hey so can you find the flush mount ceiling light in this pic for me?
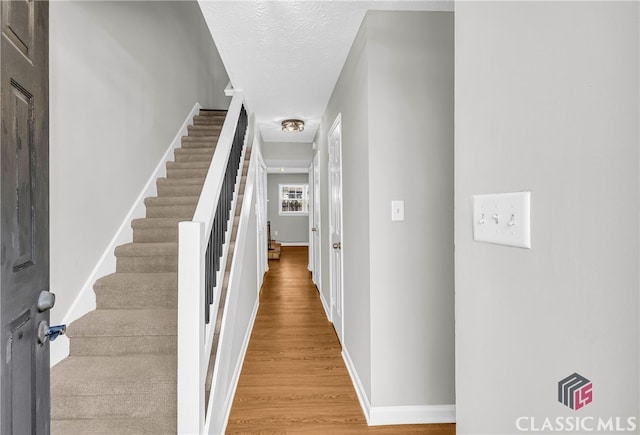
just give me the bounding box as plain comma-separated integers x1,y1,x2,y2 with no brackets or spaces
281,119,305,132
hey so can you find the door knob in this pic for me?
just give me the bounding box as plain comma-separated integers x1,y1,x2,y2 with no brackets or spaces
332,242,341,250
37,321,66,344
311,227,317,232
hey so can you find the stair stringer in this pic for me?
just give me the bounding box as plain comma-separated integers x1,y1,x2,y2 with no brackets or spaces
50,102,202,367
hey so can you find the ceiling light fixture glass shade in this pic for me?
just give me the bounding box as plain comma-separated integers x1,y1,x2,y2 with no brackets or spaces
281,119,305,132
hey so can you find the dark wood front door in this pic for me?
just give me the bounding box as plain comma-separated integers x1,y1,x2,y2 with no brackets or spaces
0,0,50,433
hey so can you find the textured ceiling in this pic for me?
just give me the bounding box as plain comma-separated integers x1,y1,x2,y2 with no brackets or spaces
198,0,453,143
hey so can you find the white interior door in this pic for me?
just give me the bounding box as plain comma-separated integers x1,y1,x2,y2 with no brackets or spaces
308,162,313,272
328,114,344,344
312,153,321,289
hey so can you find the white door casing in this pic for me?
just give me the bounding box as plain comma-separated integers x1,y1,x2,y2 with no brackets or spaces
308,161,313,272
256,156,268,285
312,152,321,290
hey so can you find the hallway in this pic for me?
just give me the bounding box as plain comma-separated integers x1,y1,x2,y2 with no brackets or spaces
226,246,456,434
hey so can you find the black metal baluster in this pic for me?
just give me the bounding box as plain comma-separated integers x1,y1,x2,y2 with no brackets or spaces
203,105,248,325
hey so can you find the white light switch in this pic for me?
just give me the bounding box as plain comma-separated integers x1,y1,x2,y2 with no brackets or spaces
473,192,531,248
391,200,404,221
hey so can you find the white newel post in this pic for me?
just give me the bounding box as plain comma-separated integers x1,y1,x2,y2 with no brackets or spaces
177,221,205,434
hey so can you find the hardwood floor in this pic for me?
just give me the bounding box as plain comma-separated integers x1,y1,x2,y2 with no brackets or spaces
226,246,456,434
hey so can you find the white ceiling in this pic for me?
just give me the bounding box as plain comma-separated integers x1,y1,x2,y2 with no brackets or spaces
198,0,453,143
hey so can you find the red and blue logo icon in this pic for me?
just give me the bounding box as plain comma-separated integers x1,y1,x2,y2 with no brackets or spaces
558,373,593,410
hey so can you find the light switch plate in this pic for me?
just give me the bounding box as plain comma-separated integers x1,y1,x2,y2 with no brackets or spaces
473,192,531,248
391,200,404,221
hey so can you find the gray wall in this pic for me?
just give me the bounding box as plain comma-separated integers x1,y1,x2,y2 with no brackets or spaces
316,10,454,409
317,16,373,399
262,141,313,164
50,1,230,327
267,173,310,244
367,11,454,407
455,2,639,434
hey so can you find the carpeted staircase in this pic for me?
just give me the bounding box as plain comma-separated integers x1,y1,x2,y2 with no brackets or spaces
50,110,229,435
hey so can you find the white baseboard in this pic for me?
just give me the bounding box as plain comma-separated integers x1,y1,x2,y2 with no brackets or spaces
369,404,456,426
319,289,331,322
342,348,371,422
342,349,455,426
215,297,259,435
50,102,202,368
278,242,309,247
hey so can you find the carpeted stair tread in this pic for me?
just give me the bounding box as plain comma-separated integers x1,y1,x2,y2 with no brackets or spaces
145,196,199,205
51,355,175,420
181,134,219,142
51,354,176,397
145,204,196,219
196,112,226,119
68,309,176,338
52,416,175,435
115,243,177,273
188,124,222,131
180,137,219,148
52,392,175,421
166,161,210,170
195,112,225,117
174,147,215,154
94,272,177,310
157,177,205,186
93,272,178,310
132,217,185,242
167,167,209,179
173,148,215,162
68,309,176,356
193,118,225,126
187,125,223,136
94,272,176,290
156,179,204,198
115,242,177,257
156,186,203,198
165,161,210,178
144,196,199,207
131,217,185,229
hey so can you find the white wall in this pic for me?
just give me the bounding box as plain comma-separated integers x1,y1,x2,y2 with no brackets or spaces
50,1,230,328
455,2,639,434
267,173,310,244
316,10,454,420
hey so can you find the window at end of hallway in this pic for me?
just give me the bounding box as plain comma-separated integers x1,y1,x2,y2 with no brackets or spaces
279,184,309,216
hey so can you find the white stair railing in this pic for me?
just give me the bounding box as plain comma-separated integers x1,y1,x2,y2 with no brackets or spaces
177,93,252,434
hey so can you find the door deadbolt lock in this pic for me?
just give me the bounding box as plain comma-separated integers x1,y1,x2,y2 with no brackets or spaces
37,321,66,344
332,242,341,250
37,290,56,312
